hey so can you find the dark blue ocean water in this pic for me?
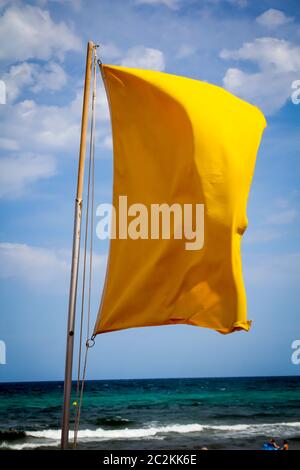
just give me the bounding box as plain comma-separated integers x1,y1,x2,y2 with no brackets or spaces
0,376,299,450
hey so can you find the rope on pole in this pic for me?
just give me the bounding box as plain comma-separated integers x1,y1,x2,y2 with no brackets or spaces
73,45,98,449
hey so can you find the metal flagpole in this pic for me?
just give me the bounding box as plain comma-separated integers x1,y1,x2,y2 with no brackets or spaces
61,41,94,450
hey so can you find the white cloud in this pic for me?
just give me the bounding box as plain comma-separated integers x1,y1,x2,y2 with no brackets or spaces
0,153,56,199
221,37,300,114
221,38,300,72
244,228,282,244
31,63,67,93
0,242,107,290
0,5,82,62
206,0,248,7
222,67,292,114
38,0,82,11
0,137,19,151
99,42,165,72
101,134,113,150
121,45,165,71
3,62,36,102
0,79,110,199
0,86,108,156
245,252,300,286
4,61,67,102
244,196,298,244
176,44,197,59
135,0,180,10
101,42,122,62
256,9,294,29
266,209,298,225
0,79,110,197
0,243,69,286
96,82,110,122
1,99,81,154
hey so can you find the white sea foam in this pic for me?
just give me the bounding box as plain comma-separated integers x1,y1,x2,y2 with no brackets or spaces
209,422,300,431
0,441,59,450
209,424,251,431
1,421,300,449
27,423,205,441
207,422,300,436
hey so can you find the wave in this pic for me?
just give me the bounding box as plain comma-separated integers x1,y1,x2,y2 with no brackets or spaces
0,441,59,450
208,422,300,432
9,422,300,441
27,423,205,441
1,421,300,449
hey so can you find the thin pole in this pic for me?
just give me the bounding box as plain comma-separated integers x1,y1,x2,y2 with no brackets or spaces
61,41,94,450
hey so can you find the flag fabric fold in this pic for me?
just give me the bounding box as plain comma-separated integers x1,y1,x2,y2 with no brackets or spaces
94,65,266,335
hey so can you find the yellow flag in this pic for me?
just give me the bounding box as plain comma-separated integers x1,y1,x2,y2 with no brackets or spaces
94,65,266,335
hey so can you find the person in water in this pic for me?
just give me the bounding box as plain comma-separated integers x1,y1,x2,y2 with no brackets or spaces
269,439,280,449
280,440,289,450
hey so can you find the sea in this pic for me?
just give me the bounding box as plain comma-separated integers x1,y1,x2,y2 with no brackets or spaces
0,376,299,450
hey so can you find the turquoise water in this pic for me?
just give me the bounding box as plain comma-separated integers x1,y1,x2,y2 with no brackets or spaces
0,376,300,450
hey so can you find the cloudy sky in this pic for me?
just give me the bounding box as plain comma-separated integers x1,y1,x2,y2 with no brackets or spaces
0,0,299,382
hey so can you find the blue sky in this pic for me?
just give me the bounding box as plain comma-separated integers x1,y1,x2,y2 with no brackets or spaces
0,0,299,382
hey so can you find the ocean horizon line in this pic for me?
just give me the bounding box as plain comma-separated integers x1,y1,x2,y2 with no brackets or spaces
1,373,299,385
